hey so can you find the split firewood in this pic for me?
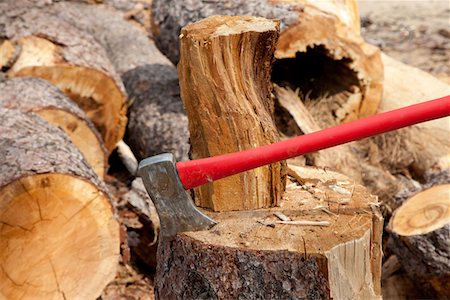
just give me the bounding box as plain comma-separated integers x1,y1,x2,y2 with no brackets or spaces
387,184,450,299
156,16,383,299
152,0,383,121
0,77,107,177
178,16,286,212
48,1,190,161
0,108,119,300
156,164,383,299
0,0,127,153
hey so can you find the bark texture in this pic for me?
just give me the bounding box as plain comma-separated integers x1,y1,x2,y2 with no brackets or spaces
387,184,450,299
178,16,286,211
155,165,383,299
0,108,119,300
152,0,383,120
48,1,190,161
0,77,107,177
0,0,127,152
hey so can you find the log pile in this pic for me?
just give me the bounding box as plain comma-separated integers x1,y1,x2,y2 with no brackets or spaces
0,0,448,299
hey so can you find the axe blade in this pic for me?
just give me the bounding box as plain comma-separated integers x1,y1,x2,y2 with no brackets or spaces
137,153,217,239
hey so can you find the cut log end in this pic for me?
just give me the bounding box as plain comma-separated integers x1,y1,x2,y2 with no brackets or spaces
156,165,383,299
0,173,119,300
390,184,450,236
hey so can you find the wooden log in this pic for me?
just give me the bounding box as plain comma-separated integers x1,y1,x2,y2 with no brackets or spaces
151,0,383,121
0,0,127,153
378,53,450,172
387,185,450,299
156,165,383,299
0,77,107,177
178,16,286,212
0,108,119,300
48,1,190,161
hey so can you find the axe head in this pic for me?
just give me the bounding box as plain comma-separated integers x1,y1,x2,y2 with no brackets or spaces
137,153,217,239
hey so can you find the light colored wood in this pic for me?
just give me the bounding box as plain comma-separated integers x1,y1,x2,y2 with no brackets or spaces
0,3,127,152
387,185,450,299
0,108,119,300
178,16,286,212
0,40,18,70
380,53,450,170
156,165,382,299
0,77,106,178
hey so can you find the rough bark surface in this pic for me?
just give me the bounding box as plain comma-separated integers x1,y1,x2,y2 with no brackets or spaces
0,108,119,300
178,16,286,211
0,0,127,152
155,165,383,299
0,77,107,177
48,1,190,160
152,0,383,120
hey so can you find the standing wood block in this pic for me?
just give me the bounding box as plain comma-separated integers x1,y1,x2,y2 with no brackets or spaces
152,0,383,120
387,185,450,299
0,108,119,300
156,165,383,299
178,16,286,212
49,1,190,161
0,1,127,152
0,77,107,177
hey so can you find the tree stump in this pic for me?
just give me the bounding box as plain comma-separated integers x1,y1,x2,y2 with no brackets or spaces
0,108,119,299
156,165,383,299
48,1,190,161
151,0,383,121
178,16,286,212
155,16,383,299
0,77,107,177
387,184,450,299
0,0,127,152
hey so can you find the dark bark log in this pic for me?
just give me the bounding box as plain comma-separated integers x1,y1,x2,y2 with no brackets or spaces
48,1,190,161
0,0,127,152
0,108,119,300
387,184,450,299
0,77,106,177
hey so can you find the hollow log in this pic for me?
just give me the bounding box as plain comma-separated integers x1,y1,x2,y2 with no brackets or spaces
387,185,450,299
0,108,119,300
47,1,190,161
178,16,286,212
0,77,106,177
0,0,127,153
156,165,383,299
152,0,383,121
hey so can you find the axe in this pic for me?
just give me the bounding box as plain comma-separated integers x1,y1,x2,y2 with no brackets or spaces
138,95,450,238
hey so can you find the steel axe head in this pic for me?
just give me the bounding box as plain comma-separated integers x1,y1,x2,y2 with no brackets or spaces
137,153,217,239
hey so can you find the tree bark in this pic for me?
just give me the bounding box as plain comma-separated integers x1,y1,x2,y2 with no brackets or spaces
0,0,127,153
151,0,383,121
387,184,450,299
0,108,119,300
48,1,190,161
156,165,383,299
178,16,286,212
0,77,107,177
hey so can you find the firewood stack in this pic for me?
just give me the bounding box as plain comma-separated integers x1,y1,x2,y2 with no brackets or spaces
0,0,448,299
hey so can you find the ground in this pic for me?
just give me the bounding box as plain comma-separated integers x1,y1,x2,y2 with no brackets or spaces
359,0,450,83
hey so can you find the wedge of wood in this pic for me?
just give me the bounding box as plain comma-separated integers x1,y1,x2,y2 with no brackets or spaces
0,108,119,300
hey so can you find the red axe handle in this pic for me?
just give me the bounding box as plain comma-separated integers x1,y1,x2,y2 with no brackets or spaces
177,95,450,190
